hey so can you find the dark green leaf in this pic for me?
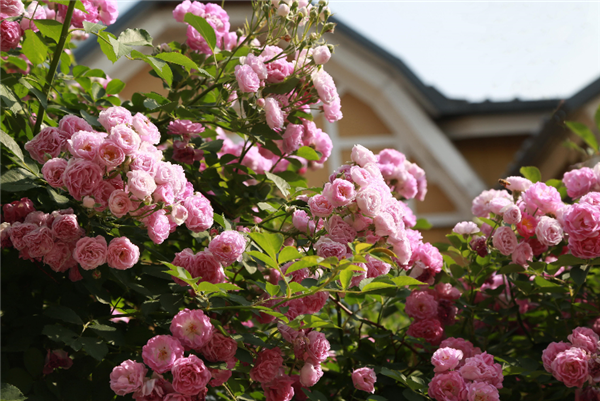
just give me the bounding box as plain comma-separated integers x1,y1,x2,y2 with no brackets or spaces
402,389,425,401
42,325,78,344
22,31,48,67
184,13,216,52
262,77,301,96
519,166,542,183
248,250,278,269
34,19,63,43
498,264,525,274
23,348,44,378
566,121,598,152
570,266,587,287
80,110,101,127
0,130,24,161
105,79,125,95
79,337,108,361
43,306,83,325
0,168,40,191
249,232,283,261
0,85,23,114
18,78,47,110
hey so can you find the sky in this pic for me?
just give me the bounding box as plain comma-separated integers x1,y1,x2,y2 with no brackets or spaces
116,1,600,102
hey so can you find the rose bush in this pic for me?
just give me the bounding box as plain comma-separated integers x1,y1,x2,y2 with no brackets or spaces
2,0,600,400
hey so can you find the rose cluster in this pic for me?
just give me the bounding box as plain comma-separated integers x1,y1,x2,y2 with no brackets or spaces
171,230,247,286
296,144,439,287
542,326,600,390
1,200,140,279
27,107,214,245
376,148,428,201
428,338,503,401
405,283,461,345
466,164,600,266
110,308,238,400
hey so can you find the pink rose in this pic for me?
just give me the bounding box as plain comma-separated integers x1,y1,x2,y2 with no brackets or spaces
142,335,184,374
502,204,522,225
62,158,103,200
109,124,141,155
351,367,376,393
308,195,333,218
466,382,499,401
432,347,464,373
351,145,377,167
568,327,599,354
58,115,93,139
73,235,107,270
8,222,37,250
303,331,330,365
521,182,563,216
323,179,356,208
127,170,157,200
569,236,600,259
262,375,295,401
440,338,482,365
563,167,596,199
313,45,331,65
312,69,338,105
293,210,314,234
132,113,160,144
51,214,84,243
2,197,35,224
107,237,140,270
184,193,214,233
314,237,347,259
535,216,563,247
97,140,126,170
282,124,304,154
428,371,467,401
511,242,533,267
551,347,589,388
459,352,504,389
407,318,444,345
235,64,260,93
0,20,21,51
98,106,132,131
200,332,237,362
130,153,158,177
208,230,246,266
42,349,73,375
23,227,54,258
299,363,323,387
325,215,357,244
110,359,147,396
209,368,232,387
0,0,25,19
42,158,68,188
108,190,132,218
264,97,284,130
504,176,532,192
171,354,211,395
250,347,284,383
405,290,439,320
453,221,480,235
492,226,517,256
145,210,170,245
170,309,214,350
44,241,74,272
355,187,382,217
471,189,512,218
302,291,328,315
24,127,65,164
67,131,104,160
562,203,600,241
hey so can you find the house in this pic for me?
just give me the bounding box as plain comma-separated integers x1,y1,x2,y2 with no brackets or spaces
74,1,600,243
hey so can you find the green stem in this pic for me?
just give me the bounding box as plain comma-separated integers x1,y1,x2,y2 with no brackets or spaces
33,0,76,136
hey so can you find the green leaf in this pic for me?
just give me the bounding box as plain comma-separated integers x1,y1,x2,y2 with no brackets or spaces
247,250,278,269
262,77,301,96
391,276,425,286
81,110,101,127
184,13,217,52
339,269,353,291
196,281,220,294
22,31,48,67
105,79,125,95
154,52,199,72
19,78,47,110
546,178,562,188
0,85,23,114
60,51,71,74
49,0,86,11
0,168,40,191
0,130,24,161
24,348,44,377
361,280,396,292
533,276,567,293
34,19,63,43
249,232,284,261
295,146,320,161
43,306,83,325
570,266,587,287
1,383,26,401
595,105,600,132
289,282,308,293
82,20,106,34
566,121,598,152
278,246,301,264
98,32,117,62
498,264,525,274
519,166,541,183
79,337,108,361
413,218,432,230
265,282,280,296
118,28,153,46
286,256,321,275
449,264,465,278
265,171,290,198
108,35,133,60
402,389,425,401
42,325,78,344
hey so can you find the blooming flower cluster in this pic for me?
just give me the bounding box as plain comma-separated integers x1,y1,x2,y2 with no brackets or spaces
428,338,503,401
405,283,461,345
376,148,428,201
542,326,600,389
27,108,214,245
352,367,377,393
110,308,237,399
171,229,247,286
1,200,141,280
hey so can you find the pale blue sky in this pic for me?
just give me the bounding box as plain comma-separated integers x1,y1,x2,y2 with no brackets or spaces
114,1,600,102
